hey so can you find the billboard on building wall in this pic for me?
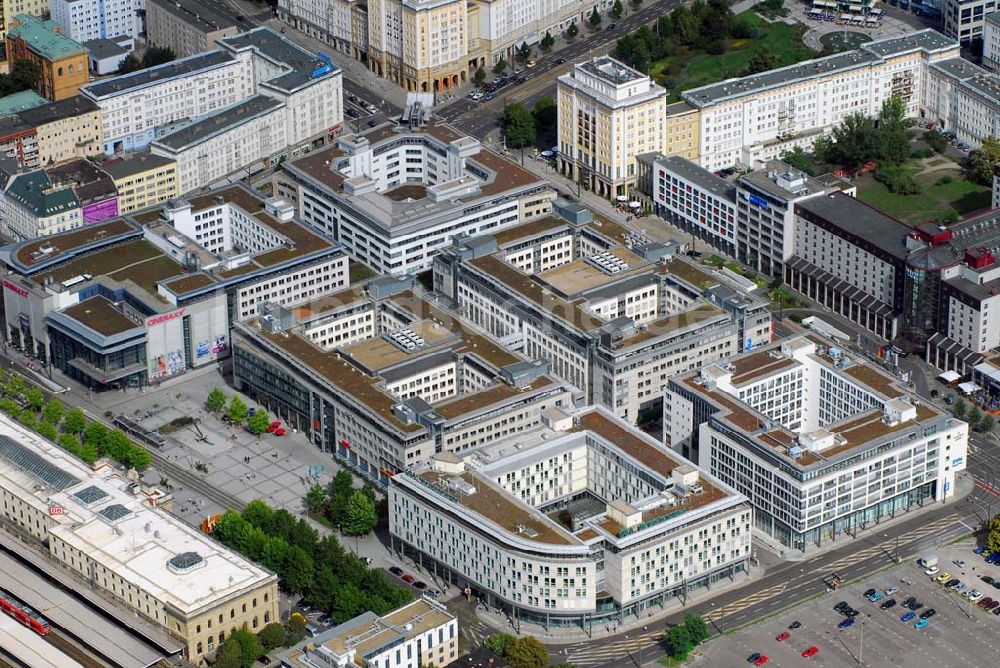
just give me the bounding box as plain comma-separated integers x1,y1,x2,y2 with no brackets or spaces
82,198,119,225
146,308,186,381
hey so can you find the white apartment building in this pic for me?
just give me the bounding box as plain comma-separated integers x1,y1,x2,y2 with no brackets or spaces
666,336,968,551
985,11,1000,70
683,30,959,171
278,599,458,668
273,119,554,275
433,205,773,424
557,57,667,199
0,415,279,663
50,0,139,42
81,50,254,154
151,95,288,194
231,280,575,483
944,0,996,44
389,406,752,628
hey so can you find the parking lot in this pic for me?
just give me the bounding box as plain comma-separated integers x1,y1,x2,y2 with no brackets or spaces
692,539,1000,667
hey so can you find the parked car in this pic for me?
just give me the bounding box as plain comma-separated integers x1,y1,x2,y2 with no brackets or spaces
934,572,951,583
273,427,286,436
915,618,929,629
389,566,404,577
925,566,940,576
901,611,916,622
788,621,802,629
843,608,860,617
954,559,966,568
425,589,442,598
413,581,428,590
775,632,790,641
834,601,850,611
402,574,415,583
266,421,282,433
802,647,819,658
864,588,877,597
867,592,884,602
975,546,987,555
944,579,960,588
885,587,900,596
919,608,936,619
881,599,897,610
754,656,768,667
747,653,762,664
968,590,984,602
982,575,995,584
993,605,1000,615
838,618,855,629
555,57,566,64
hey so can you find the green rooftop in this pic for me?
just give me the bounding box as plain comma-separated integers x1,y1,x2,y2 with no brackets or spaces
0,90,47,117
8,15,86,61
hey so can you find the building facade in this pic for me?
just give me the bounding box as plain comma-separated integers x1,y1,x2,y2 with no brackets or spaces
557,57,667,200
985,11,1000,70
100,154,178,213
390,406,752,628
146,0,242,57
274,119,554,275
943,0,995,44
665,335,968,551
0,415,279,664
50,0,140,43
6,14,90,102
151,95,288,195
17,94,103,166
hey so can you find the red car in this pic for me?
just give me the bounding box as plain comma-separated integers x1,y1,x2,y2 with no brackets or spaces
401,574,415,583
266,421,282,433
775,631,791,641
802,646,819,658
754,656,768,666
274,427,286,436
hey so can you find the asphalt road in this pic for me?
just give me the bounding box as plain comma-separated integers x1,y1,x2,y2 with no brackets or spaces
435,0,684,139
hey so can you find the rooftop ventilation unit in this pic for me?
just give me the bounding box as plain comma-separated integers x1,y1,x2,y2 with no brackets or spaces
386,327,427,352
586,250,629,275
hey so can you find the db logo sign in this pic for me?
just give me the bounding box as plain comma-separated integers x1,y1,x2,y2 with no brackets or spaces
48,504,65,516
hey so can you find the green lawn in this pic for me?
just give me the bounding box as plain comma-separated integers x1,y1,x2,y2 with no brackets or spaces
856,166,992,226
652,13,815,102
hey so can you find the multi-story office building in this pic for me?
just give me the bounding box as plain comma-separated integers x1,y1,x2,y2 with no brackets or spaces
50,0,140,43
682,30,959,170
231,279,574,481
151,95,287,195
0,414,279,663
984,11,1000,70
278,599,458,668
665,335,968,551
0,158,118,239
785,192,908,342
557,57,667,199
0,116,38,168
390,406,752,627
273,119,554,275
432,203,772,423
16,95,102,166
146,0,243,57
100,154,178,214
82,27,343,157
6,14,90,102
663,101,701,162
81,51,254,154
0,184,347,389
943,0,996,43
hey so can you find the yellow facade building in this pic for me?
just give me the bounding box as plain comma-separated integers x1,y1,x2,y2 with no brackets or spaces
557,57,667,199
664,101,701,163
18,94,102,166
101,154,178,213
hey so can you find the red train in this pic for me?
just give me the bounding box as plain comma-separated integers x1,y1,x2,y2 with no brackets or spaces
0,592,50,635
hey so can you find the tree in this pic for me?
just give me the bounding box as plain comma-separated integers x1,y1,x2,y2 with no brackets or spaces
24,388,44,411
970,136,1000,185
566,21,579,41
493,57,508,76
206,388,226,412
64,408,86,435
953,398,967,419
515,42,532,66
215,639,243,668
610,0,623,18
58,433,80,453
744,46,778,75
4,374,24,397
126,444,152,471
665,623,693,660
532,95,557,136
876,95,909,165
258,622,286,650
980,415,995,433
17,411,36,430
485,633,516,656
588,7,602,29
505,636,549,668
42,399,63,425
502,103,536,148
141,46,176,69
286,615,307,646
327,470,354,524
37,421,57,442
816,112,878,169
228,395,249,424
683,613,710,645
230,627,263,668
473,66,486,88
969,406,983,428
540,31,555,53
279,545,315,593
306,483,327,512
989,514,1000,553
343,489,378,535
926,129,948,154
248,409,271,435
780,147,815,176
